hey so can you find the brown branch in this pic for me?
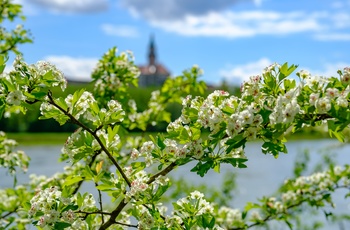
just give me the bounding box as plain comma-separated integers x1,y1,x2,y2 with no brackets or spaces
0,210,16,219
115,221,138,228
99,200,128,230
75,210,111,216
147,161,177,184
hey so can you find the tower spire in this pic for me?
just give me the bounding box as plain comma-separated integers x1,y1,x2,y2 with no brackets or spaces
148,34,156,65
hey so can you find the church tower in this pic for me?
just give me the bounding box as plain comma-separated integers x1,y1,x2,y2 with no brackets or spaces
138,35,170,87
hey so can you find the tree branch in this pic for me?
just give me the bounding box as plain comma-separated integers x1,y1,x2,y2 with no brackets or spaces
47,92,131,187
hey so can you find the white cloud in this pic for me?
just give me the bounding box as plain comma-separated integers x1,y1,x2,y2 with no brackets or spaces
220,58,272,84
101,24,139,38
314,33,350,41
120,0,248,20
150,11,324,38
44,56,98,81
331,0,350,9
27,0,108,13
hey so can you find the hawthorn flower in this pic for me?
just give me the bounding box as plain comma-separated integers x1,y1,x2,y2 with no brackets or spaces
176,145,188,158
192,140,204,159
297,70,311,79
336,96,348,107
217,207,243,226
243,127,258,140
326,88,339,99
6,90,26,105
315,97,331,114
165,215,183,228
131,148,140,160
263,63,280,74
309,93,319,106
35,60,67,90
140,141,155,154
164,139,179,156
250,211,262,222
282,191,297,203
341,67,350,84
128,178,148,197
62,210,76,223
238,109,253,125
190,190,204,199
82,194,96,209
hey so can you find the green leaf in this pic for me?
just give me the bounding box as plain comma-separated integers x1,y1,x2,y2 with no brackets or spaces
153,183,170,201
225,135,246,154
190,126,201,140
221,157,248,168
131,161,146,170
279,62,298,80
201,214,215,228
96,183,117,191
244,202,261,211
190,160,214,177
63,176,84,187
262,141,287,157
108,125,119,143
54,221,71,230
327,120,345,142
157,136,166,150
61,204,79,212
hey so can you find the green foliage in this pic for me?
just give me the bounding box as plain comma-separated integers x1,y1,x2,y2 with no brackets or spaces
0,0,32,55
1,2,350,229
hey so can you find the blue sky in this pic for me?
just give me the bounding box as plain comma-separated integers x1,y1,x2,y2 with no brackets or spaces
6,0,350,85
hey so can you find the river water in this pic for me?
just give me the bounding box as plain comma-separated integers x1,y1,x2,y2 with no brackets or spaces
1,140,350,229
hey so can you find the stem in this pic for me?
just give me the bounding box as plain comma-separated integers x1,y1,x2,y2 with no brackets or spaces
96,182,104,224
231,185,350,230
0,210,15,219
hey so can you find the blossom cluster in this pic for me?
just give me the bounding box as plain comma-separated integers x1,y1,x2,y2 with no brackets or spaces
29,186,97,229
40,89,125,128
29,186,74,228
0,131,29,174
166,64,350,161
299,69,350,114
126,170,149,199
92,47,140,98
169,191,216,228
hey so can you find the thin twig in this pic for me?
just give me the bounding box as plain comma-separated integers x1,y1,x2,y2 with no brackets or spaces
96,182,104,224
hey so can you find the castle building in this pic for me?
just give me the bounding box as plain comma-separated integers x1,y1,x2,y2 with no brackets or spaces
138,36,170,87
